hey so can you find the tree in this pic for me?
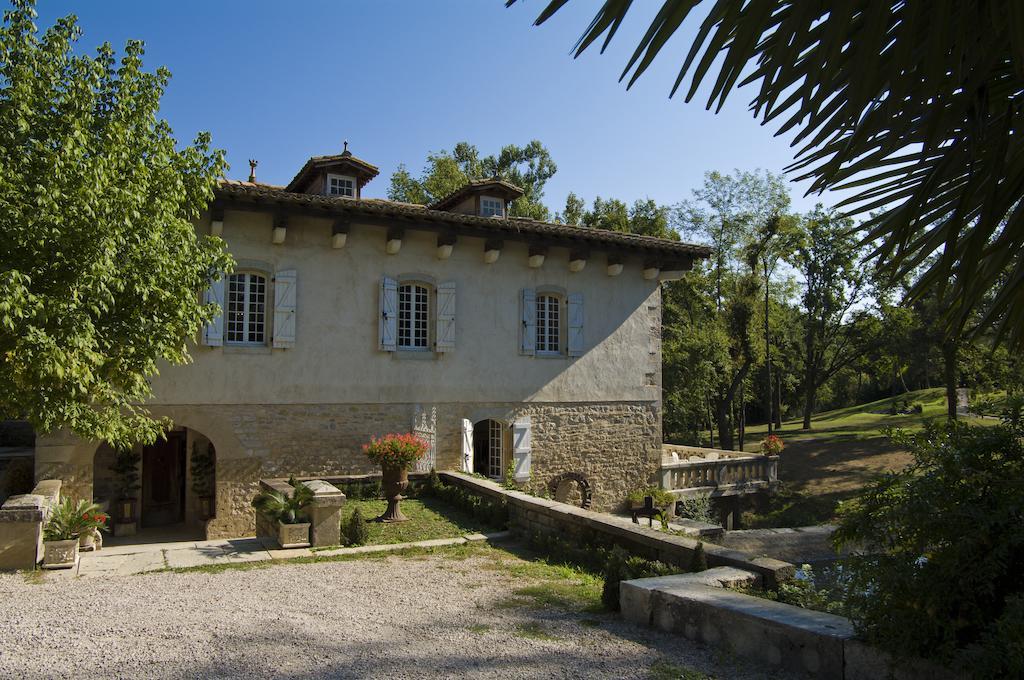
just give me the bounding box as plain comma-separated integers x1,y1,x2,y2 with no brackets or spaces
0,1,231,448
388,140,557,220
509,0,1024,350
790,208,870,429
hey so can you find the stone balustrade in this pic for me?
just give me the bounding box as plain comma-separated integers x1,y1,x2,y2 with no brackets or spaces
661,453,779,498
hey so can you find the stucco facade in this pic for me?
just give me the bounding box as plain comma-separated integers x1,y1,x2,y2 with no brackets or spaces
34,152,707,539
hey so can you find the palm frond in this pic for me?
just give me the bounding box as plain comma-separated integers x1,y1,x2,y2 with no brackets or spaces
508,0,1024,347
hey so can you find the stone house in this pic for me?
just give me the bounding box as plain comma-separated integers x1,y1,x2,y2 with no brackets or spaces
33,146,709,539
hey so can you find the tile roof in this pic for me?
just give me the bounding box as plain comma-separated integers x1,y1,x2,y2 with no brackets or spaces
283,151,380,192
214,180,711,262
428,177,525,211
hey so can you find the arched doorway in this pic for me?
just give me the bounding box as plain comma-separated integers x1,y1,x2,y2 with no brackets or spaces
473,419,506,480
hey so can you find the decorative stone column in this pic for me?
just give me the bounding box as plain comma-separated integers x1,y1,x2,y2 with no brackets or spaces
303,480,346,547
0,479,61,571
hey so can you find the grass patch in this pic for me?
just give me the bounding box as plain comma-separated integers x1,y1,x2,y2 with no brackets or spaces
513,621,557,641
467,623,491,634
480,548,605,612
326,496,492,547
579,617,602,627
649,659,712,680
21,569,46,585
742,487,841,528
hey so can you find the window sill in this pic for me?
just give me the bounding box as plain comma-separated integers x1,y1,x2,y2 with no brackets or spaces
535,352,568,359
222,344,272,355
393,349,436,360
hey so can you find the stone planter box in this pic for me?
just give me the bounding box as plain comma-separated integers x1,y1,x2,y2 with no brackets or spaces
277,521,311,549
42,539,79,569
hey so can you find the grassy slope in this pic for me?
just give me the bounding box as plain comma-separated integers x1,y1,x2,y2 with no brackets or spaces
335,496,492,546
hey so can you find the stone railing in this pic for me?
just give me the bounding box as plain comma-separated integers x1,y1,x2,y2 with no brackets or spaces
0,479,62,571
661,453,779,497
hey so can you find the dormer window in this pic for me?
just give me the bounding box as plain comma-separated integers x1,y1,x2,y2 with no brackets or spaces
327,174,356,198
480,196,505,217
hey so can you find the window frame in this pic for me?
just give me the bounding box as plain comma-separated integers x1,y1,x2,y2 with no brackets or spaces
225,271,269,346
326,173,357,198
480,195,505,217
397,281,432,351
535,292,563,356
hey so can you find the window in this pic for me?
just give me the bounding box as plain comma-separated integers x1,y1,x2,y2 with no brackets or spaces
397,283,430,350
327,174,356,198
536,294,561,354
226,273,267,344
488,420,504,479
480,196,504,217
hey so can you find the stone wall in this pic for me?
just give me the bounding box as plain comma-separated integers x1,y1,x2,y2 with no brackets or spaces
36,399,660,540
439,471,794,588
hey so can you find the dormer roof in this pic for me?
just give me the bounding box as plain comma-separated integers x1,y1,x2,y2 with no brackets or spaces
285,146,379,193
429,178,525,212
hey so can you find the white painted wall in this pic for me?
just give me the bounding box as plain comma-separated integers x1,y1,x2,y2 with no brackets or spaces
150,209,662,406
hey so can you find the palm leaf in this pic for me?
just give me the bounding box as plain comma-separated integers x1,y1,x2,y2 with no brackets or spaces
508,0,1024,348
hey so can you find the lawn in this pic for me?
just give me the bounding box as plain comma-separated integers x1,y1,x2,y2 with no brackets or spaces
735,388,999,528
331,495,494,547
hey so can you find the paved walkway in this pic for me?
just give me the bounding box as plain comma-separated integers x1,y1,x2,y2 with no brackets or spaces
715,525,842,563
57,532,507,578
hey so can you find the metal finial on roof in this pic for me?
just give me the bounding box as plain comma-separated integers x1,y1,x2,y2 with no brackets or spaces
248,159,258,183
342,140,350,156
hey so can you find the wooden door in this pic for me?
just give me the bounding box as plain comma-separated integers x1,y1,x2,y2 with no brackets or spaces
142,434,185,527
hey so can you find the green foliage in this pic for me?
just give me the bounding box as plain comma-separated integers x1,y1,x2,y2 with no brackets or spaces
516,0,1024,350
735,564,846,616
689,542,707,572
833,422,1024,672
387,140,556,220
341,506,369,546
0,1,232,447
675,494,714,525
251,478,315,525
424,479,509,530
601,545,676,611
43,497,105,541
626,485,675,508
109,448,141,501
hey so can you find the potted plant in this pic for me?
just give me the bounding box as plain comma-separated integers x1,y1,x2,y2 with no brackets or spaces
363,433,428,522
109,447,141,536
42,498,83,569
627,486,676,513
759,434,784,456
72,500,109,551
251,477,314,548
190,443,215,520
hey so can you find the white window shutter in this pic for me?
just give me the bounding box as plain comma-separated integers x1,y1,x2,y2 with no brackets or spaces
272,269,297,348
202,277,224,346
461,418,474,473
520,288,536,356
379,276,398,352
436,281,456,352
512,417,531,483
567,292,584,357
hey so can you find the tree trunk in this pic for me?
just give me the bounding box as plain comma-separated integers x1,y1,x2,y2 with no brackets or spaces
943,339,958,421
716,397,733,451
738,382,746,451
774,372,783,429
764,275,773,435
802,323,817,430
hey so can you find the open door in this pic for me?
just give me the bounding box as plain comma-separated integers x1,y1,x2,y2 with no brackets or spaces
141,432,186,527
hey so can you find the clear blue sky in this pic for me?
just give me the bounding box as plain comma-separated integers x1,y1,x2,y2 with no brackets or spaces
36,1,849,216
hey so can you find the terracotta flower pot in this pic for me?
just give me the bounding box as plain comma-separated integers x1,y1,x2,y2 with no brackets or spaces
377,465,409,522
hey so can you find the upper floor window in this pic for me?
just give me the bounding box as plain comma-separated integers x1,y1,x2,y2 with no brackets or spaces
398,282,430,350
480,196,504,217
226,272,267,344
327,174,356,198
536,293,561,354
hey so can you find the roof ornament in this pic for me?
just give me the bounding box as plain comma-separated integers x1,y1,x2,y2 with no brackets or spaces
342,140,351,157
248,159,258,183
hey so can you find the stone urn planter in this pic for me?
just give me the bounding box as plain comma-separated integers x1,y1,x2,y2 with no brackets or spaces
277,521,311,549
42,539,79,569
78,528,101,552
378,465,410,523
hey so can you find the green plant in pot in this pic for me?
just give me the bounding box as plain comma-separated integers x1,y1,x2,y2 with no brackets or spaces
190,443,215,520
109,447,141,534
363,433,428,522
251,477,315,548
627,486,675,510
42,498,97,568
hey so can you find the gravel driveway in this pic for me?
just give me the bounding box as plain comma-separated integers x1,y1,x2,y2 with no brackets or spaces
0,547,796,679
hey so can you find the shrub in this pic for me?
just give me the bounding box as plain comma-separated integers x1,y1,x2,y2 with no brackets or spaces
426,468,441,492
626,486,675,508
342,506,369,546
689,542,707,572
675,494,715,525
43,498,106,541
601,545,676,611
362,433,428,470
834,421,1024,674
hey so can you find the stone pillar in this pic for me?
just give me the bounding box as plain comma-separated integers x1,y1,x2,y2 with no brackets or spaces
0,479,61,571
304,480,346,548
